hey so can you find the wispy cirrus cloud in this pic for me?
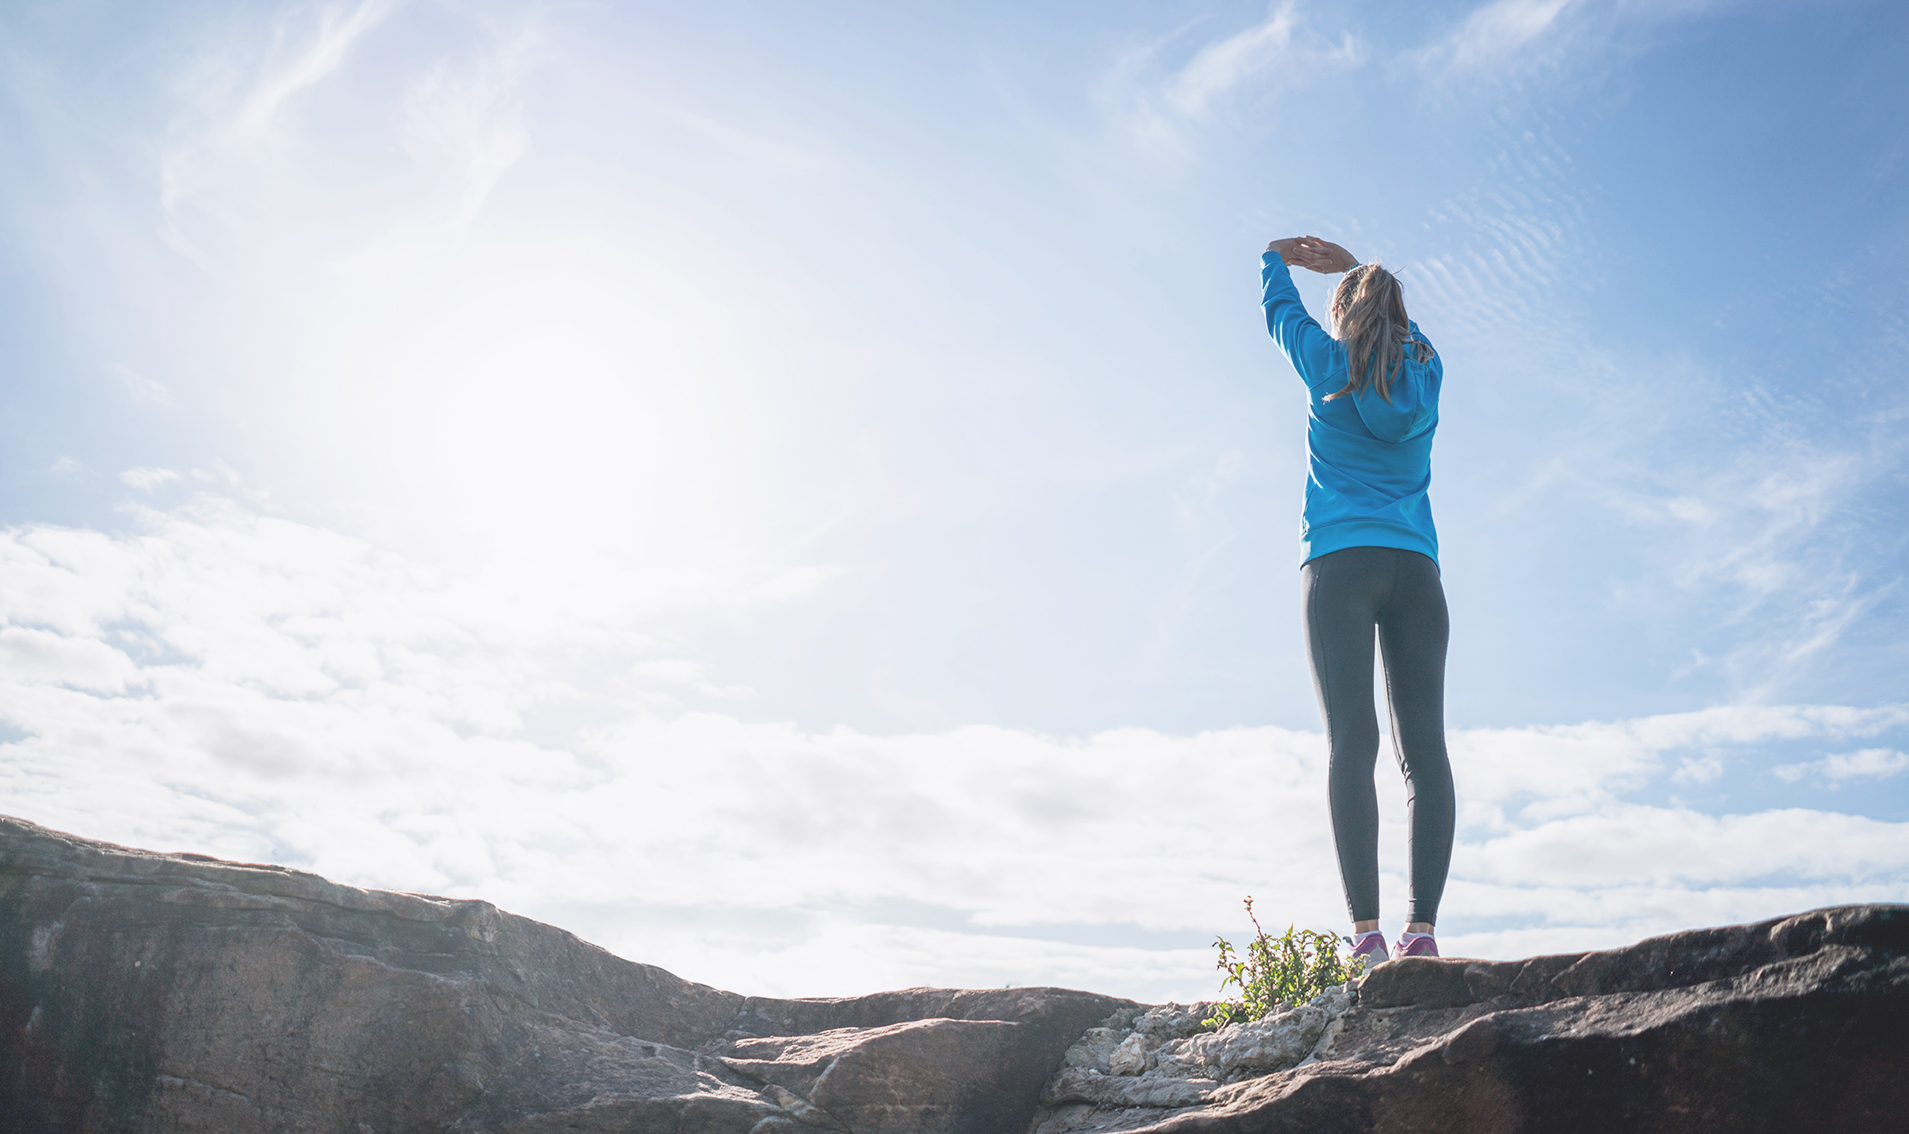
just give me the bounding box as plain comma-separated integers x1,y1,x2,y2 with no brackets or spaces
1161,3,1360,119
1396,115,1903,710
159,0,398,236
226,0,396,138
1098,3,1363,158
1408,0,1753,80
1397,118,1590,343
159,0,541,270
1509,371,1905,702
1416,0,1577,70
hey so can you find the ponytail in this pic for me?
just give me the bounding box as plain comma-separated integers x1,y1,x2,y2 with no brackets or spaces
1325,264,1432,403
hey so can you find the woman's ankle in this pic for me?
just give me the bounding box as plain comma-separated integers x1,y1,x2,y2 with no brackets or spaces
1403,922,1434,936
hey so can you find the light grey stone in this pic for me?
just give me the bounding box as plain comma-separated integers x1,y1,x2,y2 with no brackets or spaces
1130,1003,1210,1041
1040,1067,1218,1109
1209,994,1341,1079
1061,1026,1122,1072
1106,1031,1151,1075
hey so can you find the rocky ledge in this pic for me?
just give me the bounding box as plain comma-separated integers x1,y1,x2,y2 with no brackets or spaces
2,815,1905,1133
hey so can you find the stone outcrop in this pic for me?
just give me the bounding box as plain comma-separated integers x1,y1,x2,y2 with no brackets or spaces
0,816,1125,1133
1037,987,1358,1116
3,813,1907,1133
1030,906,1909,1133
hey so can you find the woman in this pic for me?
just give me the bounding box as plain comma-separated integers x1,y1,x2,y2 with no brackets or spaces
1262,235,1454,968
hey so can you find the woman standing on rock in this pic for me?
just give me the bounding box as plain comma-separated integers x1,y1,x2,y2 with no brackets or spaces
1261,236,1454,968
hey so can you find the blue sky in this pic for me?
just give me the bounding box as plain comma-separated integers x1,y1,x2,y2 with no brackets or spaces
1,0,1905,1001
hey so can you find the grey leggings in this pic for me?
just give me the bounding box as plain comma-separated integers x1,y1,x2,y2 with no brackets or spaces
1301,545,1454,926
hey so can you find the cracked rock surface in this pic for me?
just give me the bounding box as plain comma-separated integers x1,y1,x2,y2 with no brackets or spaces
5,814,1907,1133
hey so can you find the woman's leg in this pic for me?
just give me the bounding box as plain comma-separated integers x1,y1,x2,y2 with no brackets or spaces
1302,547,1389,926
1377,552,1454,928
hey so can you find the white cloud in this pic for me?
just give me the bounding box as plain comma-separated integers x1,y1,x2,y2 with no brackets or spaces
1671,751,1723,784
1430,0,1577,70
1166,4,1302,118
113,364,173,405
160,0,398,229
0,626,139,693
0,498,1903,1001
233,0,396,138
630,659,757,702
1774,748,1909,786
1819,748,1909,781
1100,4,1363,158
1409,0,1756,80
119,467,181,492
338,12,544,271
157,0,537,271
1464,805,1909,887
631,659,710,685
191,462,243,487
1533,393,1894,698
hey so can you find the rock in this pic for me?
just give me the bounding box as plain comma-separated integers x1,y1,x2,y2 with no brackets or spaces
720,1017,1047,1134
1027,905,1909,1133
1108,1030,1151,1075
1094,1002,1218,1077
1061,1025,1126,1072
1130,1003,1209,1042
1042,1066,1218,1109
6,813,1908,1133
1359,954,1473,1009
1206,984,1350,1079
1029,983,1355,1128
0,815,1128,1133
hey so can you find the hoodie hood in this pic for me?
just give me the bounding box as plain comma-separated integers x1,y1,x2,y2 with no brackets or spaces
1350,321,1441,443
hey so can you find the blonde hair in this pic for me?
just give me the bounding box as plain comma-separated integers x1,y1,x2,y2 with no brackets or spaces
1327,264,1433,403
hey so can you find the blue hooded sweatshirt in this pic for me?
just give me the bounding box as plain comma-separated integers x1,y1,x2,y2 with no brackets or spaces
1261,250,1442,566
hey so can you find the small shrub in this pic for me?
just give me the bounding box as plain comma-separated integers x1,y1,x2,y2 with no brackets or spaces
1203,896,1364,1028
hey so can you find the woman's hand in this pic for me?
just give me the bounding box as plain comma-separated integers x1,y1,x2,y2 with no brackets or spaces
1291,236,1359,274
1266,237,1302,264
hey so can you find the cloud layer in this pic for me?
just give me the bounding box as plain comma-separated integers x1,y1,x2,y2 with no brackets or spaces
2,496,1902,1001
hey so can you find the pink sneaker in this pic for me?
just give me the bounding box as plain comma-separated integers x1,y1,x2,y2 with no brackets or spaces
1395,932,1439,958
1348,931,1390,970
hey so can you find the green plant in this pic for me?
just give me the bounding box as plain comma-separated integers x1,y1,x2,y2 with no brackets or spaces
1203,896,1364,1028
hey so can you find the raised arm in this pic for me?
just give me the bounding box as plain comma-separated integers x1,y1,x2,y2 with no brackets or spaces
1262,240,1342,389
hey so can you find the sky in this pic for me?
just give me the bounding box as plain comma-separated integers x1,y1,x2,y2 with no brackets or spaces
0,0,1905,1003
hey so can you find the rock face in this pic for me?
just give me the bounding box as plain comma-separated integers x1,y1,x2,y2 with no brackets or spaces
0,816,1126,1133
3,814,1907,1134
1030,906,1909,1133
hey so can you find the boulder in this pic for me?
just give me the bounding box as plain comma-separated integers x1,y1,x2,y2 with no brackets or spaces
0,816,1126,1132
